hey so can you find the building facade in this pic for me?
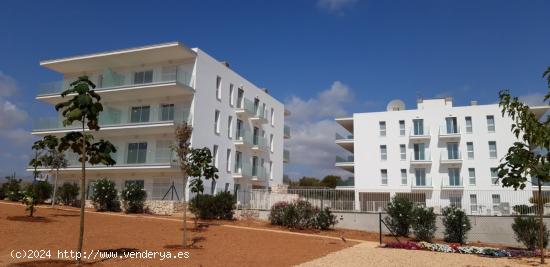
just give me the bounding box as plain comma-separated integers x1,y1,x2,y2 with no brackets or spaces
335,98,549,215
31,42,290,202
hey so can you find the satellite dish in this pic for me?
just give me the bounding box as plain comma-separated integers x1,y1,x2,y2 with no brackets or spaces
387,99,406,111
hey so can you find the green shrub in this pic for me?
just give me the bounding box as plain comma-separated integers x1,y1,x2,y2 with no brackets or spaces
442,206,471,244
121,182,147,213
189,191,236,220
269,200,338,230
315,207,338,230
513,204,536,215
22,187,37,217
58,182,80,207
4,177,23,201
0,183,5,200
91,178,119,212
411,206,437,242
30,181,52,203
512,216,549,250
384,195,414,237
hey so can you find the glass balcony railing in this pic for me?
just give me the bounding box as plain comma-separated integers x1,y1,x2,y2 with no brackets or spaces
411,176,432,188
236,98,268,120
439,124,461,136
283,149,290,162
284,125,291,138
409,126,430,138
335,155,354,163
234,129,268,149
33,106,191,132
233,161,268,180
440,151,462,161
410,151,431,162
441,177,463,188
37,65,194,96
335,133,354,140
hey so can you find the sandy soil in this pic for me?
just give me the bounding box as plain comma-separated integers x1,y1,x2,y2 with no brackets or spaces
297,242,547,267
0,201,353,266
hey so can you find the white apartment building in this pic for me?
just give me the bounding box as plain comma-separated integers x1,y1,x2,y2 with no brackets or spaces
30,42,290,201
335,97,549,215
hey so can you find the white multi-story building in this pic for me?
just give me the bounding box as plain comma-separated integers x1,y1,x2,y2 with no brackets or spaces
31,42,290,201
335,97,549,215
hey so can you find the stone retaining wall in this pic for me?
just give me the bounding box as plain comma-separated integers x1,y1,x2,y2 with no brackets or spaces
84,200,184,215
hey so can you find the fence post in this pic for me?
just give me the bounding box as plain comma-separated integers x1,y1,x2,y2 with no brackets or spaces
379,212,382,245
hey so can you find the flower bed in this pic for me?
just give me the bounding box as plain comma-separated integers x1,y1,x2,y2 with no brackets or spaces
383,241,540,258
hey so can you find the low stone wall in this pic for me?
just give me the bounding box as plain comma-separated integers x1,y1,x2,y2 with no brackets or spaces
84,200,184,215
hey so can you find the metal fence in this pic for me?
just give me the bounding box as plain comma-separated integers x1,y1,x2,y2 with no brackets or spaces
236,188,550,216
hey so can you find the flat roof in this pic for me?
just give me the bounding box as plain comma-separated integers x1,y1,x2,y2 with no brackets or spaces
40,42,197,73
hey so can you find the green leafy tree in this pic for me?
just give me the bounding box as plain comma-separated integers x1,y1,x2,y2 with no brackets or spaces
3,174,23,201
54,76,117,263
58,182,79,206
297,176,320,187
187,147,219,227
496,67,550,263
320,175,342,188
32,135,68,208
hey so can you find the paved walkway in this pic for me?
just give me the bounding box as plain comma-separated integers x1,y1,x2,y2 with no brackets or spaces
296,242,542,267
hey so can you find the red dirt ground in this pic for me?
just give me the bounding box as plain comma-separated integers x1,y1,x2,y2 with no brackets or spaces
0,202,355,266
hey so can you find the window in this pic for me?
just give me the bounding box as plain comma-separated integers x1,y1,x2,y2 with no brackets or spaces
214,110,220,134
234,151,242,172
252,156,259,176
413,143,426,160
212,145,218,168
414,168,427,186
448,168,461,186
227,116,233,138
488,141,497,158
468,168,476,185
216,76,222,100
490,167,499,184
399,120,405,136
127,142,147,164
253,127,260,145
447,142,459,160
270,134,274,152
254,98,260,114
379,121,386,136
445,117,458,134
380,145,387,160
130,106,150,123
156,140,172,163
225,183,230,192
400,144,406,160
134,70,153,84
160,104,174,121
226,149,231,173
492,194,501,213
229,84,234,106
470,194,478,213
486,115,495,132
236,119,243,140
450,196,462,208
465,116,473,133
380,169,388,185
466,142,474,159
271,108,275,126
269,161,273,179
413,119,425,135
400,169,407,185
237,88,244,108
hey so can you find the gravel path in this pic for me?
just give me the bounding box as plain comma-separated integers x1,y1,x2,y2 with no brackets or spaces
296,242,544,267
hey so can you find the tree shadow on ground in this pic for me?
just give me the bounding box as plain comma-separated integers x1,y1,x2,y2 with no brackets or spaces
165,236,207,250
6,216,54,223
51,213,79,217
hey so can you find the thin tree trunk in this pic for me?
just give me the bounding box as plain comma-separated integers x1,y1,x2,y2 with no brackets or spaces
77,122,86,264
182,174,188,247
539,183,545,264
51,169,58,208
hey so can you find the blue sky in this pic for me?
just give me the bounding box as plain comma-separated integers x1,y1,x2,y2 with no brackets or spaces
0,0,549,180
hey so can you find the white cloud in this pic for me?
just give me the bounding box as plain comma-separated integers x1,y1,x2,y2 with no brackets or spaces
0,98,28,129
284,81,355,179
317,0,358,13
0,71,18,97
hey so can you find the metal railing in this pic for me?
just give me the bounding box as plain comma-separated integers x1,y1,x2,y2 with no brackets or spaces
38,65,194,96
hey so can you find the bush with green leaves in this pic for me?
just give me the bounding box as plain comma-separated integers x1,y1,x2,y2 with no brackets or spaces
269,200,338,230
442,206,471,244
411,206,437,242
121,182,147,213
512,216,549,250
58,182,80,207
3,176,23,201
22,186,37,217
30,181,53,203
384,195,414,237
91,178,119,212
513,204,536,215
189,191,236,220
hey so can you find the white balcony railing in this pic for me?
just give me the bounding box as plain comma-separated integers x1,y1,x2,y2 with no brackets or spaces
441,177,464,188
410,151,431,163
440,150,463,162
409,126,430,139
411,176,432,188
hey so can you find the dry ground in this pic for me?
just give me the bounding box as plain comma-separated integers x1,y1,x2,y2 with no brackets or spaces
0,201,353,266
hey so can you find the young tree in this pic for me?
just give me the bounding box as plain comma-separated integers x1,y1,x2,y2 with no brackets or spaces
32,135,68,208
54,76,117,263
172,123,193,247
26,152,43,217
497,67,550,263
187,147,219,228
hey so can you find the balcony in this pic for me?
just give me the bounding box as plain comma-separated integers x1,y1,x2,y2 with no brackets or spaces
233,162,268,181
233,130,269,152
235,98,268,123
283,149,290,163
409,127,430,140
438,125,461,139
335,155,354,173
411,176,433,190
335,133,354,153
33,105,191,135
410,152,432,165
440,151,463,164
37,65,194,104
441,177,464,190
284,125,291,139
